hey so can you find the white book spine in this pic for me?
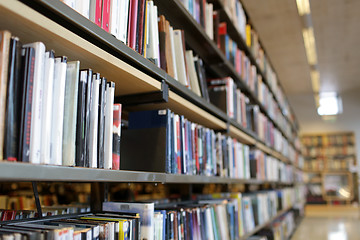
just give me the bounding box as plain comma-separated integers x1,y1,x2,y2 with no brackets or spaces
104,83,114,169
89,76,100,168
110,0,120,37
205,3,213,40
169,27,178,80
23,42,46,164
50,58,67,166
81,0,90,19
185,50,202,96
62,61,80,166
152,5,160,68
40,51,55,164
146,2,157,65
173,30,188,86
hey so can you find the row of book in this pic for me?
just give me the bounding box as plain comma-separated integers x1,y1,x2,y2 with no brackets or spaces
303,159,324,172
0,188,298,240
302,134,355,147
122,109,296,180
0,31,122,169
180,0,295,139
0,205,90,222
207,78,296,160
249,149,294,183
304,145,356,157
62,0,211,100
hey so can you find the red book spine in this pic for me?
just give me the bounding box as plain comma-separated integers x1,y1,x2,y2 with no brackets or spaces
128,0,139,50
95,0,102,27
101,0,111,32
112,104,122,170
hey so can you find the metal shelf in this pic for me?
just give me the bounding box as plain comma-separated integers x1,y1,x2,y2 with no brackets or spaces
0,162,295,185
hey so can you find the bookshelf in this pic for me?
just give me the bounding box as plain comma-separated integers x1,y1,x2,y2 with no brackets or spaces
302,132,357,204
0,0,305,238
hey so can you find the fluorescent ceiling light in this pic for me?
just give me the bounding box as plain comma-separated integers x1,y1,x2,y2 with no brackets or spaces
317,92,343,116
310,70,320,92
296,0,311,16
303,28,317,65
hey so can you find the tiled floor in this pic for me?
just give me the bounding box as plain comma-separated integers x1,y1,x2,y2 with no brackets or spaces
291,217,360,240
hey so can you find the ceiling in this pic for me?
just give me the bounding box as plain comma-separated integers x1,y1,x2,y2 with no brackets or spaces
241,0,360,132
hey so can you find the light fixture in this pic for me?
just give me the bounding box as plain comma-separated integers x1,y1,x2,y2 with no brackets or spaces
296,0,311,16
317,92,343,116
310,70,320,93
302,27,317,65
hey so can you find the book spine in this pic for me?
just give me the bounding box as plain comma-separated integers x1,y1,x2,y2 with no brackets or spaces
19,47,35,163
23,42,45,165
0,31,12,160
101,0,111,32
94,0,102,27
50,56,67,166
97,77,107,169
112,103,122,170
89,73,100,168
40,50,55,164
84,69,93,168
135,0,145,54
128,0,138,50
4,37,22,161
76,70,87,167
104,82,114,169
62,61,80,166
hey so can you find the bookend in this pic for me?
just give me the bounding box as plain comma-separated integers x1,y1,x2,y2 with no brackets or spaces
115,80,169,106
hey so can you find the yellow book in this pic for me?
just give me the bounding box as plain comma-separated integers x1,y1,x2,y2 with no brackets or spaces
246,24,251,47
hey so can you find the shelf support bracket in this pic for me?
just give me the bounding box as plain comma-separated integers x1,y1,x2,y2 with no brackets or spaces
115,80,169,106
32,182,42,218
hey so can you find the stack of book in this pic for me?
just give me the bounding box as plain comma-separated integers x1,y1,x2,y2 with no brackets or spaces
0,31,122,170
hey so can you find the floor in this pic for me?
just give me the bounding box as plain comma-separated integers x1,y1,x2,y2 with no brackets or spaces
291,217,360,240
291,205,360,240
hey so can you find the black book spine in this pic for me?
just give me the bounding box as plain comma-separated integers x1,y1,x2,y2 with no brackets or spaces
19,47,35,163
135,0,145,54
76,70,87,167
84,69,93,168
4,37,22,161
97,77,107,169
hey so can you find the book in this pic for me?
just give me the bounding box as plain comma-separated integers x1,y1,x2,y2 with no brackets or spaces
22,41,45,165
40,50,55,165
194,57,209,102
84,69,93,168
146,1,160,66
169,26,178,80
101,0,111,32
103,201,154,240
119,0,130,44
128,0,139,50
173,30,189,87
18,47,35,163
158,15,167,73
89,73,100,168
62,60,80,166
104,81,114,169
185,50,201,97
136,0,146,54
110,0,121,39
50,56,67,166
97,77,107,169
112,104,122,170
89,0,102,27
4,36,22,162
121,109,171,173
76,69,89,167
